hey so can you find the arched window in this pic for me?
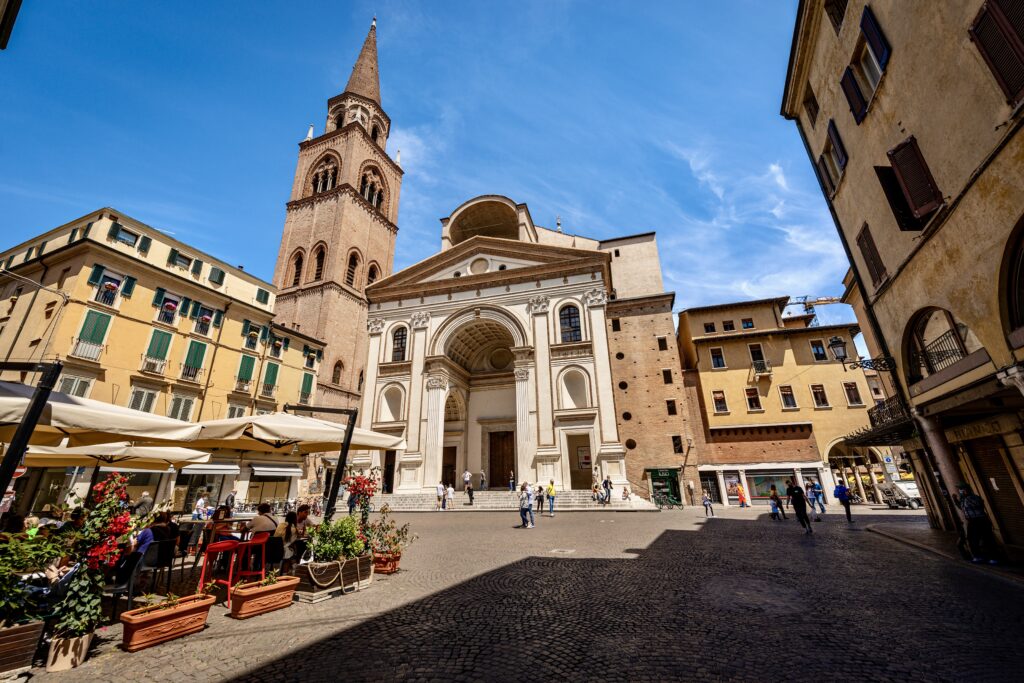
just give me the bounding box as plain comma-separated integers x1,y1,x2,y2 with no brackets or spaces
291,253,303,287
375,192,384,210
380,385,403,421
906,308,982,383
331,361,344,385
392,327,408,362
360,175,368,197
310,158,338,196
335,114,344,130
367,264,379,285
368,182,376,203
1008,229,1024,333
346,253,359,287
313,247,326,281
559,305,582,343
371,126,380,143
560,369,589,409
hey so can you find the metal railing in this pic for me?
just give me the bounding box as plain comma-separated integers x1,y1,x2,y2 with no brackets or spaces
298,391,311,405
180,365,204,383
194,320,211,336
245,335,259,350
260,383,277,398
93,288,117,306
868,394,911,430
751,359,772,376
70,338,103,361
157,308,177,325
914,328,966,374
140,355,166,374
235,379,252,392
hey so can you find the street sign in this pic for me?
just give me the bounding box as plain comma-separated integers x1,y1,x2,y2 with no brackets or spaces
13,465,27,479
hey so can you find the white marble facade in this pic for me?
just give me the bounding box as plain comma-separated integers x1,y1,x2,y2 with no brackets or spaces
352,196,628,493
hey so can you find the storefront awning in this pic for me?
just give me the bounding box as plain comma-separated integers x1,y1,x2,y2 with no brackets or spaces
250,465,303,478
100,466,174,474
180,463,240,476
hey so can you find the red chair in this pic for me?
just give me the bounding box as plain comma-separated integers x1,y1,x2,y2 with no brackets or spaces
234,532,270,584
196,539,240,606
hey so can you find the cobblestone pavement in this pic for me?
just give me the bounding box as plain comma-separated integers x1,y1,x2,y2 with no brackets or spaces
36,507,1024,682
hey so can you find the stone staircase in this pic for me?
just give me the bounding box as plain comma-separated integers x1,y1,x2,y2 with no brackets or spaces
362,489,658,513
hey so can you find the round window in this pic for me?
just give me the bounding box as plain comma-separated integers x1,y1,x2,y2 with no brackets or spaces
615,352,624,360
498,264,507,271
625,439,637,449
618,381,628,390
469,257,489,275
490,348,513,370
453,271,462,278
622,412,632,421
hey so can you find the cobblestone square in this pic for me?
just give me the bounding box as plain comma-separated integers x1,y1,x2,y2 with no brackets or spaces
36,507,1024,682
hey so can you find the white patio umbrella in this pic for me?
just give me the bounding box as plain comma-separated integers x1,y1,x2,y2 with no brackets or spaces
186,412,406,453
0,380,203,446
15,442,211,470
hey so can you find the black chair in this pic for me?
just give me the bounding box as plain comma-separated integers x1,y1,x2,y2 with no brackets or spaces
138,539,175,595
103,551,143,619
265,536,285,571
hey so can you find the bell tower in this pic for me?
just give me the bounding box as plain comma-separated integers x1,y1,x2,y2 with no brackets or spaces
272,19,403,407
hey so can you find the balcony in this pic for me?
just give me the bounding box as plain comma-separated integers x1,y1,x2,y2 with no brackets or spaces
868,395,912,430
156,308,177,325
94,287,118,307
180,364,204,383
845,393,916,447
194,320,211,336
235,379,252,393
245,335,259,350
913,328,966,377
260,383,277,398
140,355,166,375
298,391,311,405
750,359,772,377
70,338,103,361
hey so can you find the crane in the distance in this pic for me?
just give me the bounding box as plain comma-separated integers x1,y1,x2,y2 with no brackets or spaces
787,295,843,326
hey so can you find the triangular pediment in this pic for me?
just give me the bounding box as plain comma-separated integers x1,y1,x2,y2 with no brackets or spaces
366,236,609,302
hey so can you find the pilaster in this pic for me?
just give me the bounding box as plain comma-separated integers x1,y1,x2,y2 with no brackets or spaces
528,296,555,447
424,375,448,488
514,366,534,483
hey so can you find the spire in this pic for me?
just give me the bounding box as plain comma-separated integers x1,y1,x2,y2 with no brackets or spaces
305,124,314,141
344,18,381,105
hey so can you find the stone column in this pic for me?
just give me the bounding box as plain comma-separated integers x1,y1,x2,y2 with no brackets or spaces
360,319,386,428
528,296,555,447
405,312,431,457
794,469,805,489
915,413,964,520
715,471,729,506
424,375,447,488
584,288,618,445
515,367,534,483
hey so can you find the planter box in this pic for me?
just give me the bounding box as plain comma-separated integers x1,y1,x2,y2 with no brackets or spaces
0,621,44,675
230,576,300,619
294,554,374,596
372,551,402,574
46,633,93,672
120,593,215,652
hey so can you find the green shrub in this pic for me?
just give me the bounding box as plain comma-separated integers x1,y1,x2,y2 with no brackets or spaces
308,515,365,562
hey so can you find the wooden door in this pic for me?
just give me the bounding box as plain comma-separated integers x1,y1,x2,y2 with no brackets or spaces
968,437,1024,550
383,450,396,494
442,446,457,488
489,431,515,489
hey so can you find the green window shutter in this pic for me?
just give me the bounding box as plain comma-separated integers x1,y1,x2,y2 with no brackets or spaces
79,310,111,344
238,355,256,381
256,288,269,304
25,247,33,260
185,340,207,368
138,235,152,254
147,329,172,360
210,267,225,285
316,349,323,361
282,338,289,351
301,373,314,394
87,264,105,285
213,309,223,327
167,248,179,266
189,300,202,319
38,241,47,255
107,224,120,240
264,362,280,386
4,255,14,269
260,325,269,342
121,276,137,298
242,319,251,336
180,297,191,314
302,344,310,357
83,222,93,238
70,228,78,242
152,287,166,307
191,259,203,276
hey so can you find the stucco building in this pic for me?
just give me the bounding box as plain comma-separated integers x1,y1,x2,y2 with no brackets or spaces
0,209,324,512
782,0,1024,557
677,296,875,504
349,196,689,500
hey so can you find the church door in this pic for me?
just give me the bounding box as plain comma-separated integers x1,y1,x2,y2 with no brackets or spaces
489,431,515,490
383,450,396,494
442,446,457,488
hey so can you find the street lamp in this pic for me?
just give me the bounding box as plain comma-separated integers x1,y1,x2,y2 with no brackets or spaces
828,336,898,372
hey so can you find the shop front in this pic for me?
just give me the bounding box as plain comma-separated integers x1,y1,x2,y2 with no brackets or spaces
699,463,833,506
646,467,681,503
173,463,240,515
246,464,302,505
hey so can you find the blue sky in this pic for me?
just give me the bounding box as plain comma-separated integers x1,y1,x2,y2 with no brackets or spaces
1,1,856,325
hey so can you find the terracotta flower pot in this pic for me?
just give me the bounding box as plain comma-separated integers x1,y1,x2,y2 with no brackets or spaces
372,551,401,574
230,576,299,619
46,632,93,672
0,621,45,676
119,593,215,652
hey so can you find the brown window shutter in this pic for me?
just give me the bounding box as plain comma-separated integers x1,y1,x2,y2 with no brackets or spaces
970,1,1024,105
874,166,926,231
827,120,848,170
860,5,891,69
816,155,836,195
824,0,849,34
856,224,887,286
841,67,868,123
803,84,820,128
888,136,943,218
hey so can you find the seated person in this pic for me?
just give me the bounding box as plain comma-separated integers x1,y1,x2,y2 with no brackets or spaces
208,505,236,542
55,508,85,535
246,502,278,535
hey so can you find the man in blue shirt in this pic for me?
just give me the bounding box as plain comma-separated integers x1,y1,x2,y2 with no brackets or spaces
833,480,853,523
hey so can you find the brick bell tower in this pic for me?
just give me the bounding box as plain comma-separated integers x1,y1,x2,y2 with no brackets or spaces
272,18,402,408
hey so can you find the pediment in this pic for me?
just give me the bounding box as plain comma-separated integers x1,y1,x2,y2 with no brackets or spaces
366,236,608,301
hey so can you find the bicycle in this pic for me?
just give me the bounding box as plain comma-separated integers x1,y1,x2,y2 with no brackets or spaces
654,492,681,510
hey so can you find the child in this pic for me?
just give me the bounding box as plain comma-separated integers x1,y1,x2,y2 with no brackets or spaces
769,498,781,520
701,490,714,517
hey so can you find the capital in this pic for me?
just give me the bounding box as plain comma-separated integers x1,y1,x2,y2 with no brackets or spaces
526,295,549,315
514,368,530,381
411,311,431,329
367,318,386,334
584,288,608,308
426,376,448,391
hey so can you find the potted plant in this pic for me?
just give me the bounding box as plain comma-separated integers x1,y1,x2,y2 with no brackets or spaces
119,583,216,652
102,281,118,291
0,534,67,676
294,515,372,596
49,473,142,672
365,504,416,574
162,301,177,311
343,474,378,529
229,570,299,619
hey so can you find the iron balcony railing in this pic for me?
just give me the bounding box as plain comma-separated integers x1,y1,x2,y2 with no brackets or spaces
194,320,211,336
157,308,177,325
70,338,103,361
751,359,772,376
140,355,166,374
260,383,277,398
94,288,117,306
914,328,966,374
180,364,204,383
868,394,911,430
235,379,252,392
298,391,311,405
245,335,259,350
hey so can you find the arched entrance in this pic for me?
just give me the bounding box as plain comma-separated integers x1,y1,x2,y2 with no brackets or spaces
827,441,885,504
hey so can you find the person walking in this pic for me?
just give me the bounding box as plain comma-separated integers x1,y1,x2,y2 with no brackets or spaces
133,491,154,517
526,483,536,527
462,469,473,493
833,479,853,523
509,471,515,492
546,479,556,517
192,493,207,520
602,476,613,506
446,483,455,511
785,479,813,534
958,483,999,564
435,481,445,511
805,480,823,521
467,483,475,506
224,489,237,512
480,469,487,491
535,485,545,517
769,485,787,520
702,490,714,517
811,480,827,516
517,483,531,528
737,483,749,508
